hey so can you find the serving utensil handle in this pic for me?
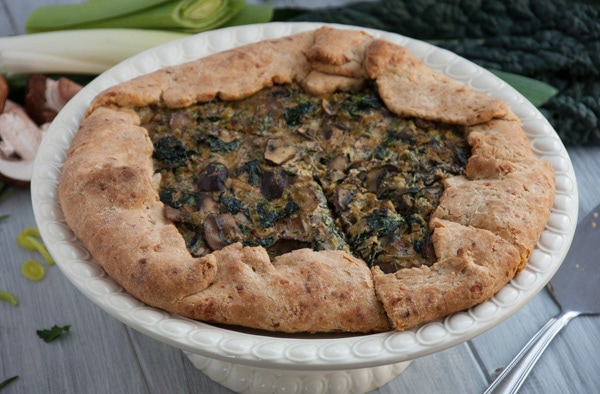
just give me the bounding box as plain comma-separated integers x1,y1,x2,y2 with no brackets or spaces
483,310,580,394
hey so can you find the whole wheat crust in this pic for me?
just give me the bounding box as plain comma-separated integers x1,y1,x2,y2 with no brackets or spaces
58,27,555,333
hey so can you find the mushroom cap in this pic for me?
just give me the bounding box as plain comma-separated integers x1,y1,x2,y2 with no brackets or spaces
0,158,33,186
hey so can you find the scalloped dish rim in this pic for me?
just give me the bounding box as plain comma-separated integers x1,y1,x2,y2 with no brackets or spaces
31,22,577,370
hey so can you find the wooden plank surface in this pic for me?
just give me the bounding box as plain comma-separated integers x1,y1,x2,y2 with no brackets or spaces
1,1,599,393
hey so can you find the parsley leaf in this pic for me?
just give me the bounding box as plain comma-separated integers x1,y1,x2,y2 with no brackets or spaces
36,325,71,343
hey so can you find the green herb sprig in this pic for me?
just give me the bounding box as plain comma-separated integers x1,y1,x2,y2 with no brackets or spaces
37,325,71,343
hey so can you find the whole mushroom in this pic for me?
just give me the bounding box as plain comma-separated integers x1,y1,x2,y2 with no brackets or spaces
0,74,82,185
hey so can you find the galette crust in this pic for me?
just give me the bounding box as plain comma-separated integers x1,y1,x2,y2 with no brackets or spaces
58,27,555,333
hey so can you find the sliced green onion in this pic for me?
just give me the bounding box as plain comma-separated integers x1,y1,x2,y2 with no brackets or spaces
16,227,54,265
21,260,45,281
0,290,18,306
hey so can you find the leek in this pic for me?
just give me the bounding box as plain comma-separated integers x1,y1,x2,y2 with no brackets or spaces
223,3,274,27
0,29,188,76
16,227,54,265
0,290,18,306
490,69,559,107
25,0,270,34
21,260,45,282
26,0,170,32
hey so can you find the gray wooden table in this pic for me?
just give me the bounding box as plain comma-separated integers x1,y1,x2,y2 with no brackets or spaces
2,1,599,393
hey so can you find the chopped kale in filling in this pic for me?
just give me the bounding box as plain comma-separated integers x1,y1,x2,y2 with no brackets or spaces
138,83,470,273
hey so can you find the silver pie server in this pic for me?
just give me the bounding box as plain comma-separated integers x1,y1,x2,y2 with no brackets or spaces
484,203,600,394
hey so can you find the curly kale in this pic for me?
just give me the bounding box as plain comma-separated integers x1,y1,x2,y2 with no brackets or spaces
278,0,600,145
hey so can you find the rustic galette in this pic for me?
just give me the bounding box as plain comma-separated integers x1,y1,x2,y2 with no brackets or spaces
58,27,555,333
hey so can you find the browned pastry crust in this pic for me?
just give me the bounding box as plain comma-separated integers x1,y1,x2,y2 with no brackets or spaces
372,218,522,331
58,27,555,333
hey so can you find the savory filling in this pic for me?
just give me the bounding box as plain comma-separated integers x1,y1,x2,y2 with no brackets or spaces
137,83,470,273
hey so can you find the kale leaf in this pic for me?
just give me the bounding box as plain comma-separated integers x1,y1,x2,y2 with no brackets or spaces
153,136,190,167
284,102,317,126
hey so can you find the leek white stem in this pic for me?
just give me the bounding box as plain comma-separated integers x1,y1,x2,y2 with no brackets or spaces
0,29,189,76
1,50,114,75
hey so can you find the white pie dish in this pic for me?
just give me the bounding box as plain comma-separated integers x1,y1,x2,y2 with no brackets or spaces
31,22,577,393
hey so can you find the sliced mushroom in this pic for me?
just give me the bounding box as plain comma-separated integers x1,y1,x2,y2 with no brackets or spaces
348,159,367,171
327,155,348,172
189,232,212,257
275,216,308,238
264,138,297,165
300,185,321,213
333,184,358,212
363,164,400,193
163,205,183,222
196,193,220,214
203,213,242,250
25,74,82,125
0,100,45,184
197,162,228,192
168,111,195,129
260,169,291,201
0,101,43,161
389,188,418,215
321,98,336,116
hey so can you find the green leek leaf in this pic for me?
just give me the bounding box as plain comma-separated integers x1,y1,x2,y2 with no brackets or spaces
489,69,559,107
223,4,274,27
26,0,171,32
25,0,256,34
94,0,246,32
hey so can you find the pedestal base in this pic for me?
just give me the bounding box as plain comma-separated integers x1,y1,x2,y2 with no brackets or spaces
184,351,411,394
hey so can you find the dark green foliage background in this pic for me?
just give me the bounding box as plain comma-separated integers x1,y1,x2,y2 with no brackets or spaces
276,0,600,145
